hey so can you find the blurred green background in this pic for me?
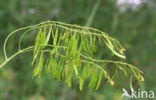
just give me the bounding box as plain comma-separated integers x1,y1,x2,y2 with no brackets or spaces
0,0,156,100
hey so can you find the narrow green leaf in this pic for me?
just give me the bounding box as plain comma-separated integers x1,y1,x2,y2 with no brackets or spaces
54,27,58,46
32,28,42,65
92,34,96,52
33,53,44,78
41,26,46,44
65,60,75,87
130,74,134,93
79,64,90,90
45,57,50,74
44,28,52,45
95,69,103,90
89,65,97,89
79,78,84,91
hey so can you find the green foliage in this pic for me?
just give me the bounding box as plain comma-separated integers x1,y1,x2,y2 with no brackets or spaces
0,21,144,91
0,0,156,99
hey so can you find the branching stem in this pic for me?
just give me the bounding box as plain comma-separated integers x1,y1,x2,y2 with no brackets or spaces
0,46,34,69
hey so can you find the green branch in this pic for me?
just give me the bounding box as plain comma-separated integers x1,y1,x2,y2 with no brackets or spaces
0,21,144,91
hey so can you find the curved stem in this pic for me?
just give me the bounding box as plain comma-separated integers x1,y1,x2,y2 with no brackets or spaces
4,26,37,60
4,21,124,61
3,22,49,60
0,46,34,69
19,27,37,50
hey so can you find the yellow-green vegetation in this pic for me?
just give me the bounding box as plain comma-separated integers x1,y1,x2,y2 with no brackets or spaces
0,21,144,91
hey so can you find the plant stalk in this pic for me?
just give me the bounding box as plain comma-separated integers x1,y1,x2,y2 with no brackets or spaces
0,46,34,69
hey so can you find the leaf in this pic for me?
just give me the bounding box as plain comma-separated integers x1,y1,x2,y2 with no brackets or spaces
33,53,44,78
74,65,78,75
32,28,42,65
79,64,90,90
54,27,58,46
80,33,87,51
85,35,92,55
130,74,134,93
89,64,98,89
57,61,64,81
41,26,46,44
45,57,50,74
50,51,57,79
92,34,96,52
65,60,75,87
44,28,52,45
95,69,103,90
79,78,84,91
68,32,77,58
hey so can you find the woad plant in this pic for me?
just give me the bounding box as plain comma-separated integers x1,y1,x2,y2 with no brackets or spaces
0,21,144,91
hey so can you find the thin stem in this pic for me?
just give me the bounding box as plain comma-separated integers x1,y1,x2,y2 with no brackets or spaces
41,47,142,74
0,44,66,69
4,21,124,61
19,27,37,50
4,25,39,60
3,22,52,60
80,53,142,73
86,0,101,27
0,46,34,69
